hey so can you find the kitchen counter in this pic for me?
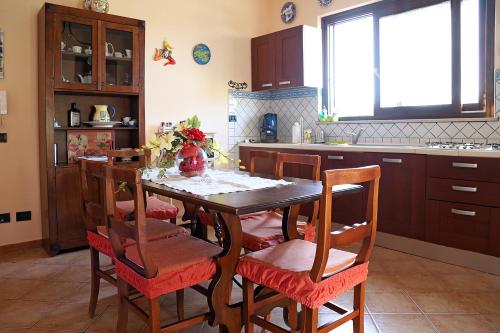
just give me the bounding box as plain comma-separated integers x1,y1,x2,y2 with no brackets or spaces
239,142,500,158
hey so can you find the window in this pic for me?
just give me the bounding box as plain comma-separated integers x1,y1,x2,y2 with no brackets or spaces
322,0,494,120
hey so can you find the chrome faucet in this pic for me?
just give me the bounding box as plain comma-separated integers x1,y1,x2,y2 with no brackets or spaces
349,128,364,144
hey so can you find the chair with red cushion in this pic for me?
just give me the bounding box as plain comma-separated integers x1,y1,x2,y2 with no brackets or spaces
238,165,381,333
107,149,180,223
196,150,280,245
240,152,321,251
105,165,222,333
80,159,188,318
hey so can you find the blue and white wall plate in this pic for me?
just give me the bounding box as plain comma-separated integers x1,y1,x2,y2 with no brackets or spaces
319,0,333,6
281,2,296,24
192,43,211,65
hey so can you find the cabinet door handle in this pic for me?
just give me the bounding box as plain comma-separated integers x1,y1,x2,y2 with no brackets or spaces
452,162,478,169
452,185,478,193
451,208,476,217
261,83,273,88
279,81,291,85
382,158,402,164
328,155,344,160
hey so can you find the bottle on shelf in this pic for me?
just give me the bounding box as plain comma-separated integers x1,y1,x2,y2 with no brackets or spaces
67,102,81,127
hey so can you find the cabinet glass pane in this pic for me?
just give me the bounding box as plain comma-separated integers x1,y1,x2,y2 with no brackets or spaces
105,29,133,87
60,21,93,85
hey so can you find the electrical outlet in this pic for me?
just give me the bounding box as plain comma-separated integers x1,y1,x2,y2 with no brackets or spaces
0,213,10,223
229,115,237,122
0,133,6,143
16,211,31,222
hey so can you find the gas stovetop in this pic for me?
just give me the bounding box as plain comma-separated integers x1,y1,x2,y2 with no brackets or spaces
426,142,500,150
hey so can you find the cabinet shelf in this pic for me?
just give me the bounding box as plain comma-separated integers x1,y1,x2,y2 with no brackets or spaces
55,126,138,131
106,56,132,62
61,51,91,58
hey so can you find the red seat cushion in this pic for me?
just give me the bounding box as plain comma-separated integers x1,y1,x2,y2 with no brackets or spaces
116,235,222,299
241,211,315,251
116,196,179,220
87,220,189,258
236,239,368,309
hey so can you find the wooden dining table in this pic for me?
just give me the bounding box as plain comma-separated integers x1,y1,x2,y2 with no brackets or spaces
142,175,362,333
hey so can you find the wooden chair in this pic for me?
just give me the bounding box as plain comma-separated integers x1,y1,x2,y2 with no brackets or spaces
237,165,381,333
105,165,222,333
240,152,321,251
197,150,280,245
107,149,179,223
80,159,188,318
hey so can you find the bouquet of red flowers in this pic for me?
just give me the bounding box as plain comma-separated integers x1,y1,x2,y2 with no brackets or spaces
144,116,227,177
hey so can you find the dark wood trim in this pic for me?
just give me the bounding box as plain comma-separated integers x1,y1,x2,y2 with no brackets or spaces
0,239,43,254
45,3,144,27
321,0,494,121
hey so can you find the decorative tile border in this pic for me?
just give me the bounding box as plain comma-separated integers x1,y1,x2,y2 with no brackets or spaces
228,86,319,100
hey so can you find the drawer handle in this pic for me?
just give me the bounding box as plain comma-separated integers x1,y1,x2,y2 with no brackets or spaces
452,162,478,169
452,185,478,193
382,158,402,164
261,83,273,87
451,208,476,217
279,81,291,85
328,155,344,160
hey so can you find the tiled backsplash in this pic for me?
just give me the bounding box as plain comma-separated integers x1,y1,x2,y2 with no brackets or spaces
227,79,500,166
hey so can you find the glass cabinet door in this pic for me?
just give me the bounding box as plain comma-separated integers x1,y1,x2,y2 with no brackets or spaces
54,15,98,90
101,22,139,93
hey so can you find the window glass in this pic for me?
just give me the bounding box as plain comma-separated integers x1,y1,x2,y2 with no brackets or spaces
379,2,452,108
461,0,480,105
331,15,374,117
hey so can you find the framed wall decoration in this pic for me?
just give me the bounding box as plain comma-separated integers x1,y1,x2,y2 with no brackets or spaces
0,30,4,79
67,129,114,163
281,2,296,24
192,43,211,65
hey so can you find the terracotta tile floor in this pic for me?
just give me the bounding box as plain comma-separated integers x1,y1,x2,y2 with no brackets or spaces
0,246,499,332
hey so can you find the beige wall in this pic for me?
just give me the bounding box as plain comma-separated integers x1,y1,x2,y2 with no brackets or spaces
0,0,271,246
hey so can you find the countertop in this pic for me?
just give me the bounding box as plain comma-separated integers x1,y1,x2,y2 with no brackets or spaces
239,142,500,158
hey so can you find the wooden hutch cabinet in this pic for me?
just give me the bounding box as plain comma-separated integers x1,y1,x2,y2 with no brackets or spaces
38,3,145,255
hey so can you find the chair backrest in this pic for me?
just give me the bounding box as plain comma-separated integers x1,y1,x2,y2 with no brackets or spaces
107,148,151,168
79,159,107,233
248,150,279,177
310,165,381,283
105,164,158,278
276,152,321,223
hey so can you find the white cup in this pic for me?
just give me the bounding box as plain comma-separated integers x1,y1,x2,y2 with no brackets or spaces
72,45,82,53
114,52,123,58
125,49,132,58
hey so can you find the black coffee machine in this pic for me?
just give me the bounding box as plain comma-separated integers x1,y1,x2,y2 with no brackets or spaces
260,113,278,143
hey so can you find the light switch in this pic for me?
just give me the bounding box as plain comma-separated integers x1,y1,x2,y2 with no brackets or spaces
0,90,6,115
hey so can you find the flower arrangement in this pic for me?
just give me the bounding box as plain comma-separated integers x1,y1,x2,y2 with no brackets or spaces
144,116,227,176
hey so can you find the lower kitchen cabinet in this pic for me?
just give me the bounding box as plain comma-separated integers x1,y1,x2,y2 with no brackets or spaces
489,209,500,256
53,166,87,251
426,200,491,255
321,151,368,226
365,153,426,239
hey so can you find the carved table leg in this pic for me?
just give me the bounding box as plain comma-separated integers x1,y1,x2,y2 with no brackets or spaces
208,212,243,333
282,204,301,241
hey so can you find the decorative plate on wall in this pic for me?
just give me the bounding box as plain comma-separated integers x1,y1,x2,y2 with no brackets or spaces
192,43,211,65
319,0,333,6
281,2,296,24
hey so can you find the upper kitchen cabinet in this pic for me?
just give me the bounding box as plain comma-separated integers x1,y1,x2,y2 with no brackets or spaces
101,22,140,93
54,15,98,90
49,4,144,94
251,25,321,92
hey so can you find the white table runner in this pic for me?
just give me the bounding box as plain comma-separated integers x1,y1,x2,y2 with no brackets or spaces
142,168,292,196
